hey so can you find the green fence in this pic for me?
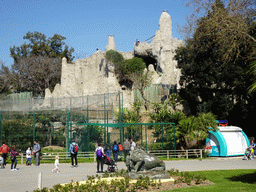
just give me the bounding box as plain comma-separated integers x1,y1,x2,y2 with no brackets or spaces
70,122,176,152
0,91,176,152
0,92,123,152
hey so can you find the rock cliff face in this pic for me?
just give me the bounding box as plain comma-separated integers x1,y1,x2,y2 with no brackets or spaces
134,11,182,86
43,11,182,108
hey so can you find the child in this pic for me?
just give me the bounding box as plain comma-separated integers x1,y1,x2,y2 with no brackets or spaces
10,145,20,171
0,154,4,169
52,156,59,173
26,147,32,166
243,148,250,160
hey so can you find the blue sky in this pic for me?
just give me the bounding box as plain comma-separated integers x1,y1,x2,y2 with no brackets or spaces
0,0,191,68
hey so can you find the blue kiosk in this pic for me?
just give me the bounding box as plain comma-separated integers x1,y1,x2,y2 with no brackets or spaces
205,120,250,157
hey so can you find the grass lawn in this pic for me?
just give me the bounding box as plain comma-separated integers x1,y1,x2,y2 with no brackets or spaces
166,169,256,192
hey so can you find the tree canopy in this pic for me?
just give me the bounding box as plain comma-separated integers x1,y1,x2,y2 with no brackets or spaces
105,50,152,108
10,31,74,63
8,31,75,96
175,0,256,136
0,61,13,95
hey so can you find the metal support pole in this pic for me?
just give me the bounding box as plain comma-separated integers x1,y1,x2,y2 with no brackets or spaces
88,125,91,151
173,124,176,151
141,125,142,146
87,96,89,123
107,111,108,145
122,92,123,123
33,111,35,143
118,91,121,123
162,124,164,150
104,94,106,145
0,112,2,146
145,125,148,151
66,110,70,154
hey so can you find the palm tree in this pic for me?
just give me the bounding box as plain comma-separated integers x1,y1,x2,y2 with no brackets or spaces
248,60,256,94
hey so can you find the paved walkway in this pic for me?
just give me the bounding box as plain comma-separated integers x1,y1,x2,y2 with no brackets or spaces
1,158,256,192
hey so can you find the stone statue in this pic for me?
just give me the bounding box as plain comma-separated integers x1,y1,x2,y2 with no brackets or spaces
125,146,170,179
126,147,165,172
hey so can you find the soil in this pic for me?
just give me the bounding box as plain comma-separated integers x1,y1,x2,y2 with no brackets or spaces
138,177,215,191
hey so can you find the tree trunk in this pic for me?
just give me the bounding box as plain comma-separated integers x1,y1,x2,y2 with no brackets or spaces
140,89,150,110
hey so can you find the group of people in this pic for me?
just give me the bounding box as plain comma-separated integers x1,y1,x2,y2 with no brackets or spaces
0,138,137,173
94,138,136,173
103,138,136,162
245,140,256,160
0,141,41,171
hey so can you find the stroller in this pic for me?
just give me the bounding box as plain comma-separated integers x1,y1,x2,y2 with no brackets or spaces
243,147,253,160
103,155,118,172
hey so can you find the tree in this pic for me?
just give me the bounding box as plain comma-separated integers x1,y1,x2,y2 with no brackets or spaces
105,50,126,78
182,0,255,60
121,101,143,141
105,50,152,108
175,0,256,136
129,69,152,109
11,55,61,95
10,32,74,62
248,60,256,93
183,0,256,92
176,113,217,149
0,61,13,95
175,0,254,113
150,102,186,145
9,31,74,95
2,119,33,151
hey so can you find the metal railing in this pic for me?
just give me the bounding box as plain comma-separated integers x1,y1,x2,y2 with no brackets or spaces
148,149,203,160
16,149,203,164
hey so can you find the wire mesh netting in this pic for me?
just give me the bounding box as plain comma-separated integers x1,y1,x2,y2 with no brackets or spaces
70,123,176,152
0,91,176,152
0,92,123,152
134,84,176,104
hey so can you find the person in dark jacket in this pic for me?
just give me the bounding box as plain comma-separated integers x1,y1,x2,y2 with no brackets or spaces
104,143,111,159
112,141,118,162
10,145,20,171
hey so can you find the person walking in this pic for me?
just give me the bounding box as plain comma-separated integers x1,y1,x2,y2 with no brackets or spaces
95,143,105,173
52,156,60,173
32,141,41,166
112,141,118,162
0,143,10,168
123,138,131,162
70,139,79,167
118,142,123,161
104,142,111,159
130,139,136,151
10,145,20,171
26,147,32,166
250,140,256,160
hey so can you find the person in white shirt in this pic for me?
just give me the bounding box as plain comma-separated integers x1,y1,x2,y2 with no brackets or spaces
130,139,136,151
25,147,32,166
95,143,105,173
52,156,59,173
